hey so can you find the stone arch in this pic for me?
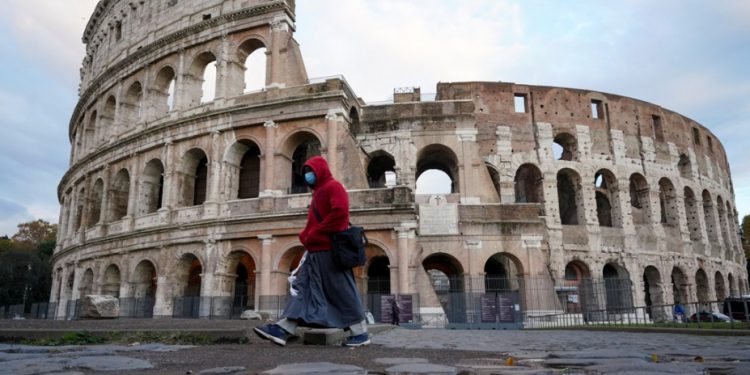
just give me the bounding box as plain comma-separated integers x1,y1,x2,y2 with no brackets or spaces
108,168,130,221
728,273,738,297
557,168,583,225
717,196,731,248
174,253,203,298
238,38,267,93
594,169,620,228
683,187,702,241
185,51,218,106
514,163,543,203
416,144,460,194
226,250,257,311
131,259,157,298
179,148,209,207
99,95,116,141
677,153,692,179
278,130,322,194
702,190,718,241
121,81,143,126
643,266,665,320
486,163,502,201
224,139,262,200
102,264,121,297
553,132,577,161
715,271,727,301
658,177,678,225
422,253,465,293
152,65,176,116
366,254,391,294
484,252,523,292
367,151,396,188
602,263,633,311
63,270,75,303
138,159,164,215
695,268,709,304
349,107,362,136
87,178,104,227
80,268,95,297
277,245,305,295
671,266,690,304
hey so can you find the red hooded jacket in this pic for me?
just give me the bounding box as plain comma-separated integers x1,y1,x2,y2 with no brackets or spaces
298,156,350,251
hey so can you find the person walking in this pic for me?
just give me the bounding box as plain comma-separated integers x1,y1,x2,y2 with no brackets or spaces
390,298,401,326
254,156,370,347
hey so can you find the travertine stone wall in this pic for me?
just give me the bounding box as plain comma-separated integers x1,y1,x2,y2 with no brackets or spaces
52,0,747,321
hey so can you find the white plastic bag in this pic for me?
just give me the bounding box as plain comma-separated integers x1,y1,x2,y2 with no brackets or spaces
288,251,308,296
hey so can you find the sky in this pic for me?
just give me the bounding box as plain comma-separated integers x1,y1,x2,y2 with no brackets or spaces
0,0,748,237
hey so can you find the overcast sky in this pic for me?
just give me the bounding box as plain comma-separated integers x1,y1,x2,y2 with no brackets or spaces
0,0,748,236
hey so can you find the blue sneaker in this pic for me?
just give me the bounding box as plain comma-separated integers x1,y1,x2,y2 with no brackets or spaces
254,324,290,346
342,332,370,347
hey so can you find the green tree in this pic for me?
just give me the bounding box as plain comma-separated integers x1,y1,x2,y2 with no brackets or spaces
0,220,56,309
11,219,57,251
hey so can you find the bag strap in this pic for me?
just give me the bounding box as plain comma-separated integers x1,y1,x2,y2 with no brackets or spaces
310,201,323,223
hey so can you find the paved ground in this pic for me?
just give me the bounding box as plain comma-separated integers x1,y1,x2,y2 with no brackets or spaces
1,320,749,374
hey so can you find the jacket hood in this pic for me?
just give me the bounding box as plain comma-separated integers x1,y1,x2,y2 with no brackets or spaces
303,156,333,188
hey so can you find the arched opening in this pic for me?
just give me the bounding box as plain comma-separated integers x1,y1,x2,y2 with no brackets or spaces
423,253,465,323
643,266,665,321
684,187,702,241
557,168,583,225
602,263,633,313
243,46,267,93
514,164,543,203
628,174,651,224
287,134,321,194
594,169,619,228
658,178,678,225
139,159,164,215
122,81,143,126
416,144,459,194
108,169,130,221
180,148,209,207
75,187,85,230
671,267,689,305
367,256,391,294
278,247,306,296
130,260,156,318
87,179,104,227
553,132,577,161
349,107,362,136
486,164,502,200
102,265,121,298
152,66,176,115
484,253,522,292
715,271,727,302
186,52,218,106
695,269,709,305
227,251,256,313
367,152,396,188
84,110,97,153
677,154,692,179
562,261,590,314
702,190,718,241
80,268,95,297
99,96,116,141
238,142,261,199
173,253,202,318
728,273,738,297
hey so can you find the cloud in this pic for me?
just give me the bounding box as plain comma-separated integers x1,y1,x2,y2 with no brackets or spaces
0,199,32,237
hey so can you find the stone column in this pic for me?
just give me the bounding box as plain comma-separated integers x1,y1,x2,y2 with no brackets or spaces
268,17,291,88
456,128,479,202
495,126,515,203
262,120,277,194
159,140,175,223
395,224,416,295
204,130,222,218
153,275,171,318
98,165,111,233
173,49,187,111
325,112,342,176
124,154,140,231
258,234,274,297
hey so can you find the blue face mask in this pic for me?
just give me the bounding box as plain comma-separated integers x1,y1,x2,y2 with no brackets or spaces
304,171,316,186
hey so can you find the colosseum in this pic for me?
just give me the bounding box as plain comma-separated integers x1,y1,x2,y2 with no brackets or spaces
51,0,748,326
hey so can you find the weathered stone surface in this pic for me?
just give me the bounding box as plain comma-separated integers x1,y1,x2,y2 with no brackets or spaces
239,310,261,320
79,295,119,319
263,362,365,374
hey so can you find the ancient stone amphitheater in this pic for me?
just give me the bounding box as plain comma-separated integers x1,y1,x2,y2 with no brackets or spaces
51,0,748,325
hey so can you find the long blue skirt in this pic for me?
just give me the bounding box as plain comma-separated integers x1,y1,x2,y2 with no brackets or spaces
282,250,365,328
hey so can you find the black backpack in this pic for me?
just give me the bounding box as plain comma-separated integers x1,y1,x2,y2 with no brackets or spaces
311,203,367,269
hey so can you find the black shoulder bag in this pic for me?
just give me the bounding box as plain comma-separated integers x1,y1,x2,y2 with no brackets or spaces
311,202,367,269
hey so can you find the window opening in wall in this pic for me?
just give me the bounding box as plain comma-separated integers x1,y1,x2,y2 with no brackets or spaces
416,169,452,194
202,14,211,20
652,115,664,142
167,0,178,6
201,62,217,103
591,99,603,119
367,256,391,294
487,164,502,200
244,47,267,93
193,157,208,205
238,143,261,199
514,94,527,113
707,136,713,152
678,154,691,179
514,164,543,203
557,169,580,225
367,153,396,188
692,128,701,145
167,79,176,110
553,133,577,161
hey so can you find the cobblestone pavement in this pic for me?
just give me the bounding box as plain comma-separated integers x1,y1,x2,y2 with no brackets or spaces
2,323,750,374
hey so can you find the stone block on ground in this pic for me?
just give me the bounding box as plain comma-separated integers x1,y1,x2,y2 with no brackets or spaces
80,295,119,319
239,310,261,320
